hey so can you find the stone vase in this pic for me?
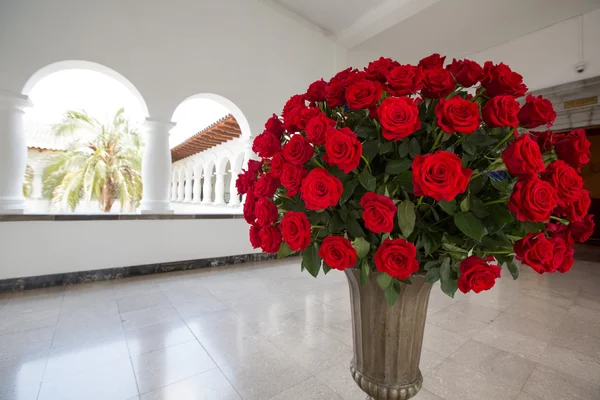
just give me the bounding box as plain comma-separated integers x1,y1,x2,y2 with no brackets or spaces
345,269,434,400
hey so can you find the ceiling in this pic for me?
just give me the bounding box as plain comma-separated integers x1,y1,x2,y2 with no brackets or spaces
264,0,600,52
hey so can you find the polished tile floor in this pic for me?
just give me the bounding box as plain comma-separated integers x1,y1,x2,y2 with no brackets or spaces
1,253,600,400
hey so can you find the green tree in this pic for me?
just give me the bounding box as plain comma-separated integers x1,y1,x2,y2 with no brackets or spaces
43,109,143,212
23,165,33,197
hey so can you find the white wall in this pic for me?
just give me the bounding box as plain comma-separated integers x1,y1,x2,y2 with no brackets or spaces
0,218,257,280
0,0,345,133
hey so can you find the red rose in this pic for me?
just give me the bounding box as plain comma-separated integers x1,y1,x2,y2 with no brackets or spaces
555,128,591,169
549,235,574,273
481,62,528,97
265,114,285,138
458,256,502,294
558,246,575,273
243,193,257,224
508,177,558,222
253,173,279,198
482,96,520,128
331,67,355,83
514,233,556,274
517,94,557,129
435,97,481,134
281,211,311,251
446,59,483,87
300,168,343,210
530,130,555,153
556,189,590,222
254,197,278,226
324,127,362,173
501,134,544,178
385,65,424,96
252,131,281,158
318,236,357,271
365,57,398,82
305,112,336,145
236,171,251,195
377,97,421,140
570,214,595,243
421,68,455,99
280,164,306,197
374,238,419,280
249,225,262,249
418,53,446,70
259,225,282,254
297,107,321,131
412,151,472,201
306,79,328,102
359,192,396,234
283,134,313,166
269,152,285,179
326,78,346,108
541,161,584,207
345,80,383,110
247,159,263,175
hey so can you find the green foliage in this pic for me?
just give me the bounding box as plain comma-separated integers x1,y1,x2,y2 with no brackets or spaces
397,201,416,238
454,212,485,242
302,242,321,278
377,272,392,289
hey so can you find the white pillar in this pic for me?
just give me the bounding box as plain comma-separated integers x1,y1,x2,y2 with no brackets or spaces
0,92,31,214
170,179,177,201
192,170,202,203
228,163,241,207
201,170,213,205
184,175,193,203
139,118,174,214
176,176,184,202
213,172,225,205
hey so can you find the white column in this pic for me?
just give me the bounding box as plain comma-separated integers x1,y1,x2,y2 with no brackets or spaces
213,172,225,205
184,175,193,203
192,171,202,203
176,176,184,202
228,163,241,207
201,170,213,205
0,92,31,214
170,179,177,201
139,118,174,214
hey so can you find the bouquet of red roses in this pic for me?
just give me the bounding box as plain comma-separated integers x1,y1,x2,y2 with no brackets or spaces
236,53,594,303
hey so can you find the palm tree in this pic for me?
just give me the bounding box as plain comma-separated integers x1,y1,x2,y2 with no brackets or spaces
43,109,143,212
23,165,33,197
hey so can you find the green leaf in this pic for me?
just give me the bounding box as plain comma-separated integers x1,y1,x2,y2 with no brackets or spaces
397,200,416,238
302,242,321,278
454,212,485,242
385,283,400,307
363,140,379,162
460,196,471,212
347,218,367,238
377,272,392,289
360,259,370,285
395,171,414,192
322,265,331,275
340,180,359,204
385,159,412,175
469,175,484,195
379,141,394,155
277,242,294,259
426,267,441,282
424,260,439,270
438,199,456,215
408,137,421,158
398,141,409,158
358,169,376,191
440,257,451,281
506,259,520,280
441,278,459,298
353,237,370,258
356,124,378,140
491,178,509,192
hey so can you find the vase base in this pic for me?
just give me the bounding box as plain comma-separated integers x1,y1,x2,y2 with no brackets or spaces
350,363,423,400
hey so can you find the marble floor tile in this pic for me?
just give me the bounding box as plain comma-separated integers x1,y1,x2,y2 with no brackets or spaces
275,331,351,374
538,343,600,385
427,310,490,338
267,377,343,400
131,341,216,394
0,352,48,400
0,308,59,335
419,347,447,376
422,324,469,357
0,327,55,360
52,312,123,348
505,294,569,327
140,368,241,400
522,364,600,400
120,304,181,331
125,319,196,356
117,291,171,313
442,300,502,323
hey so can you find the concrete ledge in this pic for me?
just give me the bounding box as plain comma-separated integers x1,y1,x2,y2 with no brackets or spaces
0,214,243,222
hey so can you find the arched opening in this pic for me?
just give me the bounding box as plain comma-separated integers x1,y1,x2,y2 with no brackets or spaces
22,61,148,214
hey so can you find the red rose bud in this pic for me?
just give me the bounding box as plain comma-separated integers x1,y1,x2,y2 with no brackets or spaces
514,233,556,274
249,225,262,249
254,197,278,226
306,79,328,103
508,177,558,222
446,58,483,87
418,53,446,70
377,97,421,140
385,64,424,96
412,151,472,201
243,192,257,224
252,131,281,158
556,189,591,222
541,161,584,207
517,94,557,129
530,130,555,153
280,211,311,251
482,96,520,128
555,128,591,169
259,225,282,254
345,80,383,110
374,238,420,280
324,127,362,173
326,78,346,108
359,192,397,234
281,94,306,131
283,134,314,166
458,256,502,294
300,168,343,211
421,68,455,99
501,134,545,178
305,112,336,146
331,67,355,84
545,221,574,247
280,164,306,197
365,57,398,83
265,114,285,138
435,97,481,134
570,214,595,243
481,62,528,97
318,236,357,271
269,152,285,179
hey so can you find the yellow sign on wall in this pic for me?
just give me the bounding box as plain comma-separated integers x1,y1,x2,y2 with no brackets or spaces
564,96,598,109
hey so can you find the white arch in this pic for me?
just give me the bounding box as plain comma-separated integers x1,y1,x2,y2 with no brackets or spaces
22,60,149,118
